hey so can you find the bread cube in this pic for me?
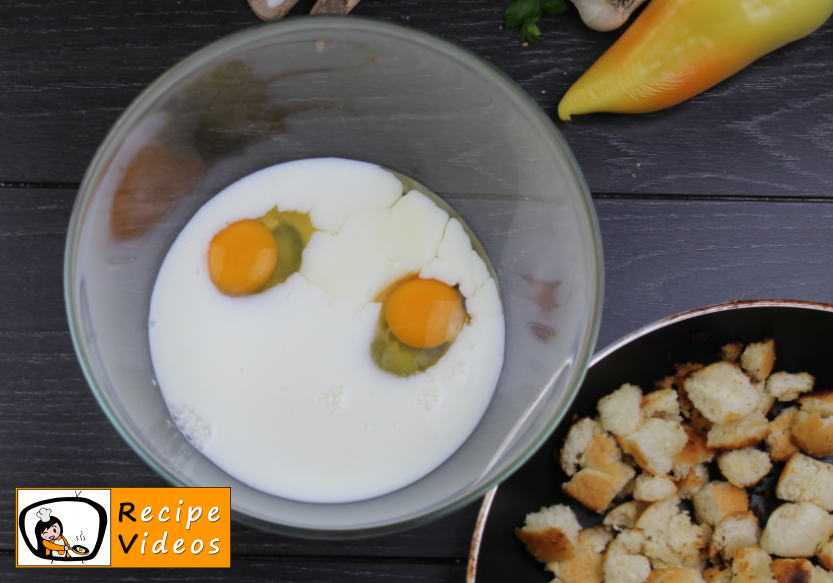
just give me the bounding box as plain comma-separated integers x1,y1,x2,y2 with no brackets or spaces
637,496,709,570
515,504,581,563
643,389,683,424
599,384,644,437
717,447,772,488
721,343,744,363
634,475,678,502
770,559,813,583
685,362,761,425
710,511,761,561
547,526,612,583
740,339,776,382
604,501,650,532
673,427,715,479
731,546,775,583
676,464,709,501
564,434,636,512
791,412,833,458
693,481,749,527
622,418,688,476
776,452,833,512
561,417,605,477
760,502,833,558
766,407,799,462
798,391,833,417
707,413,770,450
767,372,815,402
812,566,833,583
604,554,652,583
816,537,833,571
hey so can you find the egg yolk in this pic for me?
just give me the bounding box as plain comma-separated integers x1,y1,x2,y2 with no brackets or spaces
385,278,465,349
208,219,278,296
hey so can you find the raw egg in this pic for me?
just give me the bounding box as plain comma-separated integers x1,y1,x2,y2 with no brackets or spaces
208,219,278,296
386,278,465,349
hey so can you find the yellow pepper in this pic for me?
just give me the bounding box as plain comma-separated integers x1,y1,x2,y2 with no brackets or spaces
558,0,833,120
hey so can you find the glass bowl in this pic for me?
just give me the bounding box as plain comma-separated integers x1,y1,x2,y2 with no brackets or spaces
64,16,603,538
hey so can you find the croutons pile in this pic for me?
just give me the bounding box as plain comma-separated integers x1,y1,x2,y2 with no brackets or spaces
515,338,833,583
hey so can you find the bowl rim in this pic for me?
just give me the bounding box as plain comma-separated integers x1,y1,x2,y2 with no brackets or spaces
63,15,604,539
465,298,833,580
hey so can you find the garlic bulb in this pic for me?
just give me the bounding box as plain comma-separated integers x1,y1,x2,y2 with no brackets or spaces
570,0,650,31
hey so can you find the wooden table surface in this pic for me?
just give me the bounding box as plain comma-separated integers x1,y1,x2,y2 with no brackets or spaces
2,0,833,580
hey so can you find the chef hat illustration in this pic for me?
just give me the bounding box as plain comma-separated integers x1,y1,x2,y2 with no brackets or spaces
36,508,52,522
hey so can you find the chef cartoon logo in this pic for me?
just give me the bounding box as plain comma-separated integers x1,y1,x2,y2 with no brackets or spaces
16,489,110,567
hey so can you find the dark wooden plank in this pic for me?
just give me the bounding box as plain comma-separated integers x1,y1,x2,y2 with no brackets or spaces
594,196,833,347
0,554,466,582
6,188,833,560
2,1,833,195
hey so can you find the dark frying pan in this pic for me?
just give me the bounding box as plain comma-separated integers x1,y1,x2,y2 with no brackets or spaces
468,300,833,583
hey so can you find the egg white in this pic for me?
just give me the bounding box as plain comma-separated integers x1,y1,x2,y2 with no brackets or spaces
149,158,505,503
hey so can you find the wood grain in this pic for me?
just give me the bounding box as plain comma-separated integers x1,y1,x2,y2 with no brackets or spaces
0,1,831,195
0,555,466,582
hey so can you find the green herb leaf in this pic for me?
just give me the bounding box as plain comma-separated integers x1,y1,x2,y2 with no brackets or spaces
505,0,541,28
520,19,542,42
506,0,568,43
541,0,569,15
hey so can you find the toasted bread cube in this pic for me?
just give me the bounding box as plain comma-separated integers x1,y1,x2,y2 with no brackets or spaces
817,538,833,571
741,339,776,382
731,546,775,583
515,504,581,563
767,407,799,462
622,418,688,476
564,434,636,512
634,474,678,502
646,568,707,583
792,412,833,458
604,554,652,583
599,384,645,437
710,511,761,561
637,496,709,570
546,526,613,583
776,453,833,512
561,417,605,477
564,469,624,513
798,392,833,417
760,502,833,558
704,567,732,583
685,362,761,425
721,343,744,363
693,481,749,527
767,372,815,402
676,464,709,501
771,559,814,583
717,447,772,488
673,427,716,478
812,566,833,583
644,389,683,423
707,413,770,450
604,501,650,532
607,529,647,557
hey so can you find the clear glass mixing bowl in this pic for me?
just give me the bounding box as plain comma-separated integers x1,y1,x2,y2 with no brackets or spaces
64,17,603,538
